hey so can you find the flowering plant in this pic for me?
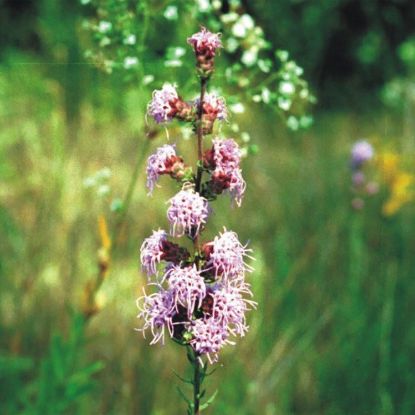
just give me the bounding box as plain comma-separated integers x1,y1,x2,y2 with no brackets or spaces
350,140,379,210
137,27,255,414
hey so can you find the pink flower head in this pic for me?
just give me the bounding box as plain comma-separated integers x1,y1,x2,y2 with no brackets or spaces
148,84,179,123
209,282,256,337
189,318,232,364
167,189,210,237
195,93,227,122
166,264,206,318
187,27,222,58
146,144,178,193
137,288,176,345
212,138,241,171
140,229,168,277
205,229,252,279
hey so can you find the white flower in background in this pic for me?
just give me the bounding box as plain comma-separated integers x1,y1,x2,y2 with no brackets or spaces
196,0,211,12
97,184,111,197
124,34,136,45
164,5,178,20
258,59,271,73
124,56,139,69
225,37,239,53
98,21,112,33
241,48,258,66
232,21,247,38
143,75,155,85
261,88,271,104
230,103,245,114
221,12,239,24
173,47,186,58
240,14,255,30
212,0,222,10
279,82,295,95
96,167,112,180
241,132,251,143
278,97,292,111
287,116,299,130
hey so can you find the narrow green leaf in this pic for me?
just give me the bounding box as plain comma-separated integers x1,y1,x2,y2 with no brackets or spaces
200,389,218,412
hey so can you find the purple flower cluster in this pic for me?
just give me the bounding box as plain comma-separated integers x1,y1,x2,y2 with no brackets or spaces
146,144,177,193
148,87,227,133
195,92,227,121
147,84,180,124
350,140,378,210
167,189,210,237
187,27,222,58
138,224,254,362
204,228,252,279
204,138,246,206
137,27,255,365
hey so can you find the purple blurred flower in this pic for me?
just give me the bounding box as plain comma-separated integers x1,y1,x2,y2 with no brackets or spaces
352,171,365,187
137,288,176,345
166,264,206,318
351,140,374,168
167,189,210,237
146,144,177,193
148,84,179,123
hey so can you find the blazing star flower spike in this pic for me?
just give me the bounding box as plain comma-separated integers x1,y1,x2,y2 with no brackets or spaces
351,140,374,169
138,27,256,414
167,189,210,237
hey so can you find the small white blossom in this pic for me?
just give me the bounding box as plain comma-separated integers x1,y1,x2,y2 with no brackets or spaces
124,34,136,45
164,5,178,20
241,48,258,66
229,103,245,114
98,21,112,33
124,56,139,69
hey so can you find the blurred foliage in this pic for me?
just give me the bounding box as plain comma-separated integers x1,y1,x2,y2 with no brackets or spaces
1,0,415,414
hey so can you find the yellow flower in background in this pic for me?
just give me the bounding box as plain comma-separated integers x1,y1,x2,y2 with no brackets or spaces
98,214,112,251
382,172,415,216
377,151,400,184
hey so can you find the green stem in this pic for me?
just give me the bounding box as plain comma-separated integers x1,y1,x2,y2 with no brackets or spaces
195,77,207,194
193,353,202,415
191,77,209,414
111,139,150,254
